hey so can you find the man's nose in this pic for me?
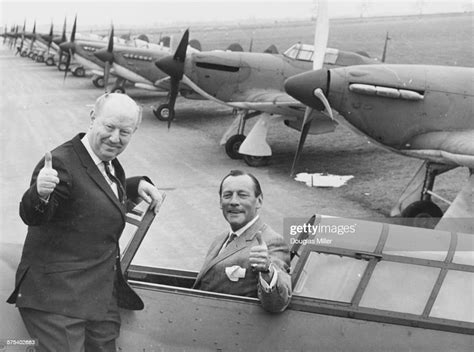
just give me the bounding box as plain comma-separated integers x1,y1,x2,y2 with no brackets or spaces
109,129,120,143
229,193,240,204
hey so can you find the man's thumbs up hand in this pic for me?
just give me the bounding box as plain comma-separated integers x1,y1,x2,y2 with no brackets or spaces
249,233,271,273
37,152,59,200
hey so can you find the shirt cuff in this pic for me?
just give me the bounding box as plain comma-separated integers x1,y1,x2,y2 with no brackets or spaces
259,265,278,292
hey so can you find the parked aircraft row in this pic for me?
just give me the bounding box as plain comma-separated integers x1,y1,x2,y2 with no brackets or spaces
2,4,472,231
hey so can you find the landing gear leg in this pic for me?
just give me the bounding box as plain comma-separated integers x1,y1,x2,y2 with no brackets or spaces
223,110,262,159
111,78,126,94
400,162,453,228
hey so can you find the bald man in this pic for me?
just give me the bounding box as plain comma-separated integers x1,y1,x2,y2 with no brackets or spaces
7,93,163,351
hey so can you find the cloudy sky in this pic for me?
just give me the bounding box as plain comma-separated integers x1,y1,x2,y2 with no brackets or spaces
0,0,471,31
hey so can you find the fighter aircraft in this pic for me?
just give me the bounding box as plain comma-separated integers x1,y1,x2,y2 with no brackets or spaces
153,13,382,166
60,18,175,90
91,25,197,95
284,63,473,226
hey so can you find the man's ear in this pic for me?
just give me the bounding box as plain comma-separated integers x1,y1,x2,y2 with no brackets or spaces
256,194,263,210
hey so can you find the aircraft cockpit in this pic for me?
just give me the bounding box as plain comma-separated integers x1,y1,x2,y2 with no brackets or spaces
283,43,339,65
112,202,473,350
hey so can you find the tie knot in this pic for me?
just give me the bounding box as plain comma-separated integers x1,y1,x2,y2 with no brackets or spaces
226,233,237,247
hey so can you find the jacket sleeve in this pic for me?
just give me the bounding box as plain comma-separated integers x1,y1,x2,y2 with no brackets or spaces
125,176,153,204
19,155,71,226
257,233,292,313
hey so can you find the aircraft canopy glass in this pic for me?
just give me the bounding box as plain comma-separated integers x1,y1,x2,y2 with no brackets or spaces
289,215,474,332
283,44,339,64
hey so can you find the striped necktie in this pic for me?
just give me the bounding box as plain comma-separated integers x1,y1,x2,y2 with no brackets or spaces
103,161,125,203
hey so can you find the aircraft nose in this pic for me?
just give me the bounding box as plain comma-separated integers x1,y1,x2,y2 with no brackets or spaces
155,55,184,80
59,41,74,51
285,69,329,110
94,48,114,63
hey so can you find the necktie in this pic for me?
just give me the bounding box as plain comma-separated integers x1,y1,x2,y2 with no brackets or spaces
103,161,125,203
226,233,237,247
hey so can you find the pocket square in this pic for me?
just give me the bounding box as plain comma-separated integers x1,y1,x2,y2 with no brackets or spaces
225,265,246,282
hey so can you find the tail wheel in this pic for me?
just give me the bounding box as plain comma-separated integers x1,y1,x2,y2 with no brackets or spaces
225,134,246,159
401,200,443,229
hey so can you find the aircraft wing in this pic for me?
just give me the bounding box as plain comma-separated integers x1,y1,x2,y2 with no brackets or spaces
224,89,306,115
402,130,474,168
154,76,195,94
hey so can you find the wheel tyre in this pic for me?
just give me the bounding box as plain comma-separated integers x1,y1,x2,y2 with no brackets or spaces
92,77,105,88
45,58,55,66
58,63,67,71
20,51,28,57
401,200,443,229
36,55,44,63
111,87,125,94
243,154,270,167
153,104,174,121
225,134,246,159
31,53,37,60
73,67,85,77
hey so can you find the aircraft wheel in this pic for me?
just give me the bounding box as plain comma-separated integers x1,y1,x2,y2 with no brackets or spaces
58,62,67,71
72,66,85,77
20,51,28,57
153,104,174,121
111,87,125,94
31,53,37,60
92,76,105,88
225,134,246,159
36,55,44,63
45,57,55,66
401,200,443,229
243,155,270,167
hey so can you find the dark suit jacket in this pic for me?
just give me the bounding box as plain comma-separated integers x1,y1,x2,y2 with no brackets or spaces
7,133,146,320
193,218,292,313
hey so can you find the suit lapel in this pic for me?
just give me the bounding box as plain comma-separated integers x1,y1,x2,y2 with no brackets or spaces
195,218,265,284
72,134,126,218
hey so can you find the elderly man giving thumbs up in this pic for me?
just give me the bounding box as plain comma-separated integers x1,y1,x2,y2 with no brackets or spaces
193,170,292,313
8,93,163,352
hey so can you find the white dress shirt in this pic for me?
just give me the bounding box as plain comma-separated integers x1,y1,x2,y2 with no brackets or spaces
81,135,119,198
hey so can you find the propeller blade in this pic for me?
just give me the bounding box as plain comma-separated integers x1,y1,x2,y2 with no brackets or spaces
290,0,329,175
93,24,115,93
61,17,67,43
107,25,114,53
104,61,111,92
71,15,77,43
47,22,53,55
154,29,190,128
290,107,313,176
167,78,179,129
312,0,329,70
64,48,72,81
